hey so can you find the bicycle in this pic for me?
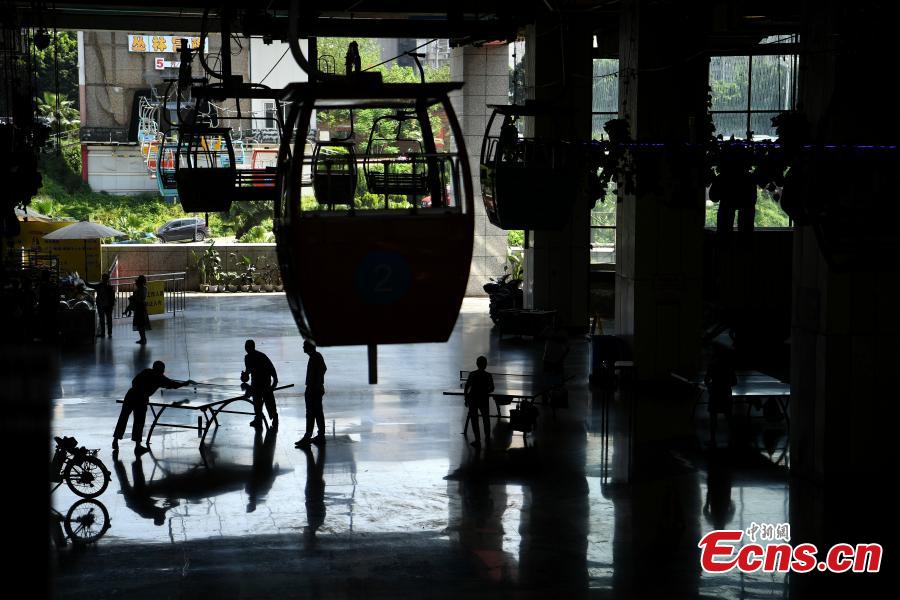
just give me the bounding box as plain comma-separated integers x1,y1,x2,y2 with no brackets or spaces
50,436,111,499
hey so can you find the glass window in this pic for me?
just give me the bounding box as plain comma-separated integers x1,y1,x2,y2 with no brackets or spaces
591,57,619,264
592,58,618,140
707,37,798,228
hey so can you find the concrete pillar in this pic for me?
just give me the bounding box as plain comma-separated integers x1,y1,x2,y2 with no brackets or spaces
788,4,897,596
614,0,708,380
523,21,593,330
789,0,899,483
450,45,510,297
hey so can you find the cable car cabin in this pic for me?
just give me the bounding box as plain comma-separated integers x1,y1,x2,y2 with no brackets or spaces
480,104,576,230
276,81,473,347
155,142,179,198
248,148,279,190
313,141,358,208
363,113,430,197
175,126,236,212
144,140,160,176
222,140,247,168
175,128,281,212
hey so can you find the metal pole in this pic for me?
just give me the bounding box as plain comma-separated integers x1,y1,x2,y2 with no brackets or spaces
367,344,378,385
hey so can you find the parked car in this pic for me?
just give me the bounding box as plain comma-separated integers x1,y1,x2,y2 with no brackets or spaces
156,218,208,243
112,232,157,244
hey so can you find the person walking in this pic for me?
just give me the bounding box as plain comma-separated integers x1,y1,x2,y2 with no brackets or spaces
93,273,115,338
243,339,279,428
464,356,495,448
295,340,327,448
132,275,150,344
112,360,190,455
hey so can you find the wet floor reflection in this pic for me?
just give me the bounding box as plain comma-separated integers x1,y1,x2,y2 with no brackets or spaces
49,297,808,598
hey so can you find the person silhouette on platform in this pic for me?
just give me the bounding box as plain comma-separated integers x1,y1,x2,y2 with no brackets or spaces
92,273,115,338
113,360,191,454
295,340,327,448
243,339,279,428
464,356,495,448
132,275,150,344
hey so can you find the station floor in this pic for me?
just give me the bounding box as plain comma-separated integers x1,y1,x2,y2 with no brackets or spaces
48,295,801,598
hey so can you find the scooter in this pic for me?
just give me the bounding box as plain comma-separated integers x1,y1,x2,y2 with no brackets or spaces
483,272,523,324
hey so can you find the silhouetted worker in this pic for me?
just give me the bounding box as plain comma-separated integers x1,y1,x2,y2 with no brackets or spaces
113,360,190,455
243,339,279,428
300,444,326,543
709,136,757,245
345,40,361,75
295,340,327,447
704,351,737,448
132,274,150,344
92,273,115,338
464,356,495,448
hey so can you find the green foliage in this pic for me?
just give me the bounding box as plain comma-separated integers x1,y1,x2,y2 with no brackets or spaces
192,241,221,285
507,230,524,247
314,38,450,155
33,32,79,106
35,153,188,239
226,201,272,239
239,222,275,243
36,92,80,132
507,250,524,280
705,189,791,228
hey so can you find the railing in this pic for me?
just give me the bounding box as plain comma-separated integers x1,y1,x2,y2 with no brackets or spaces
110,272,186,319
590,225,616,265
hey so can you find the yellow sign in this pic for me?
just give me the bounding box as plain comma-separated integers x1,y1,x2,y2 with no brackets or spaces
146,281,166,315
10,221,102,281
128,35,206,54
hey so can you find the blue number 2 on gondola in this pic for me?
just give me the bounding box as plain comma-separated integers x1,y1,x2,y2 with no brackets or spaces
355,251,412,305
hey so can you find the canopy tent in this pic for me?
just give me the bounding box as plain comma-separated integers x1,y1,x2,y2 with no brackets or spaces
43,221,126,280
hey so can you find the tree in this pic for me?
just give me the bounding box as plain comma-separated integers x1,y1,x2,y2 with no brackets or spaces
33,32,79,108
314,38,450,149
36,92,80,132
226,201,272,240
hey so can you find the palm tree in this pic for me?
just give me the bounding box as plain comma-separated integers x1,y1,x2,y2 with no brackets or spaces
36,92,80,132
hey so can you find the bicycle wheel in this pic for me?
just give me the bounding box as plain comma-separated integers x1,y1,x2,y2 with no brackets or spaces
64,499,111,544
64,456,110,498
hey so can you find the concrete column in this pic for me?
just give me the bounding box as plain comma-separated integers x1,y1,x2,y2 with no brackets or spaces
789,0,899,483
450,45,510,297
523,20,593,330
614,0,708,380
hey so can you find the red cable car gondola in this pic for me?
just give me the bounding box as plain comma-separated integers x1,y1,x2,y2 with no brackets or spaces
275,79,474,348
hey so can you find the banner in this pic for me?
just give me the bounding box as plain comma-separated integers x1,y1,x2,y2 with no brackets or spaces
146,280,166,315
10,221,102,281
128,35,207,54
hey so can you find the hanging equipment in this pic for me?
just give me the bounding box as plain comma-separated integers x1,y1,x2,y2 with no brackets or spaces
275,77,474,348
479,102,578,230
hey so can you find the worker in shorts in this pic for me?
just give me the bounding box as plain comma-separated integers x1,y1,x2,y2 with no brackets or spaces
243,339,279,428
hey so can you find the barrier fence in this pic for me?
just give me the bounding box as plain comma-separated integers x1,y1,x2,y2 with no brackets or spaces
111,272,186,319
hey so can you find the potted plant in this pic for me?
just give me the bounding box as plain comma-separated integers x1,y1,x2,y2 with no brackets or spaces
274,272,284,292
256,255,274,292
192,241,222,293
225,272,239,293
